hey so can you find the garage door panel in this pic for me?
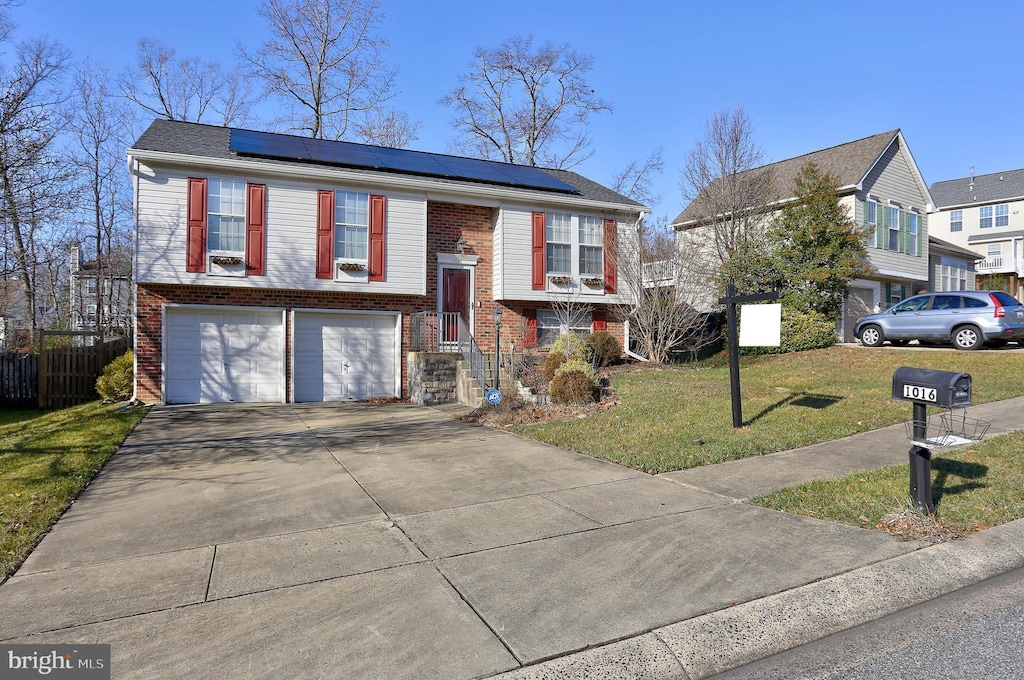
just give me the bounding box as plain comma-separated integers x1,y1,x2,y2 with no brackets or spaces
294,312,397,403
166,308,283,404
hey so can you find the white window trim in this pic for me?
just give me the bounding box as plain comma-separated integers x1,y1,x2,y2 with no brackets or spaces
979,205,993,229
950,209,963,232
543,212,608,294
207,177,247,255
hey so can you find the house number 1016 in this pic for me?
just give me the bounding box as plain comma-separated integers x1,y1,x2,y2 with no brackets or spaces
902,384,937,402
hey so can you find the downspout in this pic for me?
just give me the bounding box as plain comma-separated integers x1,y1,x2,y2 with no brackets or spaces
625,210,650,362
127,155,140,404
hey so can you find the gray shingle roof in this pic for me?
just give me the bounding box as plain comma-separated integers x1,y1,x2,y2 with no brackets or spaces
131,119,644,209
968,229,1024,244
671,130,900,226
930,168,1024,208
928,235,983,260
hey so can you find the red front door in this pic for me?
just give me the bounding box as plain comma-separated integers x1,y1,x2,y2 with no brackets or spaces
442,268,470,344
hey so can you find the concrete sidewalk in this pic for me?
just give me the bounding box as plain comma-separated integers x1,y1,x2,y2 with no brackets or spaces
1,398,1022,679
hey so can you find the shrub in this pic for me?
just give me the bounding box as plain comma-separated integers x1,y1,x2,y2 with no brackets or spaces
587,331,621,367
739,307,837,355
96,350,134,402
550,369,598,404
554,357,598,385
542,351,566,381
551,332,593,362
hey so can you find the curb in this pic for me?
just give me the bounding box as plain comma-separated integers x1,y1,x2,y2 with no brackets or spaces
488,516,1024,679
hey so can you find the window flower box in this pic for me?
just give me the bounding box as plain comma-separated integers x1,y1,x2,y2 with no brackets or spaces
210,256,243,266
581,277,604,287
337,261,367,272
548,275,573,286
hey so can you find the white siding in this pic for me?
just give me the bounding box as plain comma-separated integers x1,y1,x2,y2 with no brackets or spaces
136,164,427,295
494,204,634,304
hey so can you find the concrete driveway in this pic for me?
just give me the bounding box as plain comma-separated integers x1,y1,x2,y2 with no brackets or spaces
0,403,918,679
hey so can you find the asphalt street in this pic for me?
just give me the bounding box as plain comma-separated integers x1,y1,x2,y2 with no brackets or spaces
709,566,1024,680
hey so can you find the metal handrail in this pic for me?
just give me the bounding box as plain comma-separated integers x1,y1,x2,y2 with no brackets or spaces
410,311,489,390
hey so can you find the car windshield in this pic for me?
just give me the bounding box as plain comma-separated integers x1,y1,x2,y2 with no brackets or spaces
891,296,930,312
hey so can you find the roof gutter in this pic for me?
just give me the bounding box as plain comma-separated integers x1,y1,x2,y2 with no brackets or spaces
933,195,1024,211
126,148,651,216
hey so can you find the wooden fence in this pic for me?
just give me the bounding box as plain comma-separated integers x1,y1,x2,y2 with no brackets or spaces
0,332,131,409
0,352,39,408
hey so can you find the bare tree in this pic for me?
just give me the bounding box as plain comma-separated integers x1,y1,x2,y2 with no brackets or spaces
677,107,773,277
441,35,611,169
356,108,420,148
0,38,73,342
614,217,721,363
612,148,664,211
120,38,254,126
68,60,136,336
238,0,398,140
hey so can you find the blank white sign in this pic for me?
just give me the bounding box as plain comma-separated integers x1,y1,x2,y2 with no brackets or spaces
739,304,782,347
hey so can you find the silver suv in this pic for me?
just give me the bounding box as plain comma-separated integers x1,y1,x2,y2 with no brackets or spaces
853,290,1024,350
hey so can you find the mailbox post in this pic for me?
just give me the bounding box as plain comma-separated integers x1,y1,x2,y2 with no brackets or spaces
891,367,973,512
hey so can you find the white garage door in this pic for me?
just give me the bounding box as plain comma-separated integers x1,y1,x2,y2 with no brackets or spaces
293,312,398,402
165,308,284,404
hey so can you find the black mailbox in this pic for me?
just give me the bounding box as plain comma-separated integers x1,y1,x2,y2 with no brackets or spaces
892,367,972,408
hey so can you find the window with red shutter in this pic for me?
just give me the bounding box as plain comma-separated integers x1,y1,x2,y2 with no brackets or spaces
186,178,207,273
603,218,617,294
368,194,386,281
524,309,538,347
531,212,546,290
246,183,266,276
592,310,607,331
315,190,335,279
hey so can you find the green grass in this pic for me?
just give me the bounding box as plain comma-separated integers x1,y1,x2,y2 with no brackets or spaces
751,431,1024,533
513,346,1024,473
0,401,148,580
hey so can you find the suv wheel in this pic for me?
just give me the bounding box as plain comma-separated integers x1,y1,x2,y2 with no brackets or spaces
952,325,983,350
860,324,884,347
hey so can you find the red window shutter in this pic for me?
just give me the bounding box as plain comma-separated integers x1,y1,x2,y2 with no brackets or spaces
246,183,266,276
186,177,207,273
531,212,546,290
369,194,387,282
592,309,607,331
315,190,334,279
524,309,538,348
603,218,617,294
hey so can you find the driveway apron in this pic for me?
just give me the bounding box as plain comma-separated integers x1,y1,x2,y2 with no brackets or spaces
0,403,920,679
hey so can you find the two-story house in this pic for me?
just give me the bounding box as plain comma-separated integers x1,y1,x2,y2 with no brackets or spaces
127,120,647,405
69,242,133,339
929,168,1024,302
671,130,935,342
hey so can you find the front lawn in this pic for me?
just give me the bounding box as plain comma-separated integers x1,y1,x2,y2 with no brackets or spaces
751,431,1024,539
1,401,148,580
513,346,1024,473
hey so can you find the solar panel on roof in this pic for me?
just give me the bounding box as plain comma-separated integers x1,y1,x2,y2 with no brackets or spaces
228,128,579,194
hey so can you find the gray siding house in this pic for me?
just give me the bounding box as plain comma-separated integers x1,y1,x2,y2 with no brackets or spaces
671,130,935,342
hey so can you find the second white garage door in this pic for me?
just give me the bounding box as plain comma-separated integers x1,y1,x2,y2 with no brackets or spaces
293,312,399,402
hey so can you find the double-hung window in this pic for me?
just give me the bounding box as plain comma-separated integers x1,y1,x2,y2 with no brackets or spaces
207,179,246,253
546,213,572,275
995,204,1009,227
578,215,604,277
887,206,900,251
940,256,968,291
979,205,993,229
86,279,96,295
865,200,878,247
334,190,369,260
907,212,918,256
950,210,963,232
536,309,593,347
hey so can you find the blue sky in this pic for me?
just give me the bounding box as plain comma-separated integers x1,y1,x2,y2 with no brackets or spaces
10,0,1024,221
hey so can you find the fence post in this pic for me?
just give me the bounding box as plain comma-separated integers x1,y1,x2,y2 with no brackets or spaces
38,330,47,409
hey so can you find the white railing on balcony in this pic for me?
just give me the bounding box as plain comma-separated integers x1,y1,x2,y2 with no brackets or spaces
642,260,676,287
977,253,1021,273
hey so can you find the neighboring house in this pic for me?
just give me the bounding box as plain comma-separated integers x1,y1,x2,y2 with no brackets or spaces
927,235,980,293
929,168,1024,302
127,120,647,405
671,130,935,343
69,242,133,338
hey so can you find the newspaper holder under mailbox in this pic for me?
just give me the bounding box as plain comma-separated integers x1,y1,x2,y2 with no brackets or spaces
892,367,988,448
